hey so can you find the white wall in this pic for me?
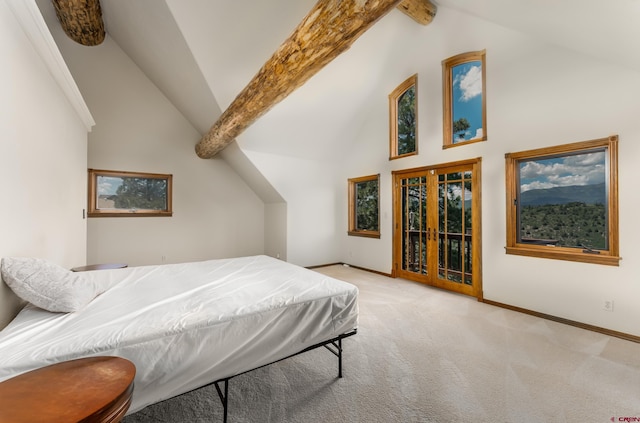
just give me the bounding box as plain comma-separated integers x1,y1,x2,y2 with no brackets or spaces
0,0,88,327
338,7,640,336
42,18,265,266
219,143,287,261
265,202,287,261
244,150,342,267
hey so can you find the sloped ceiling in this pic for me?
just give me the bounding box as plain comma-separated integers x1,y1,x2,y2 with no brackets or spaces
51,0,640,161
436,0,640,73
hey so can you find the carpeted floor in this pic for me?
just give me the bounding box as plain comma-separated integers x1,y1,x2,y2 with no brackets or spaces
123,264,640,423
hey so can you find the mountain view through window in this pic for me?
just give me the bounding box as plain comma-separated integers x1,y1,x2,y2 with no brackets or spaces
517,150,607,250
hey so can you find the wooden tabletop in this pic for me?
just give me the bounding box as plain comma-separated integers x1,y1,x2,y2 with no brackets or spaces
0,356,136,423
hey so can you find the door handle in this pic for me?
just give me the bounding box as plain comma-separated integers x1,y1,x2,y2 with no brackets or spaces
426,228,438,241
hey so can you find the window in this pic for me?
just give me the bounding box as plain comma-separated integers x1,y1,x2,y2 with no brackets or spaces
389,74,417,159
348,174,380,238
88,169,173,217
505,135,619,266
442,50,486,148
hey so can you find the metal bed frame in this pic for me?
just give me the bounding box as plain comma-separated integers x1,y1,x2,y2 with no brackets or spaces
205,329,357,423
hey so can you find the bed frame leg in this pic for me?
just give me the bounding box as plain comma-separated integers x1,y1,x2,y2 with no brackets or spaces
214,379,229,423
338,337,343,378
324,337,344,378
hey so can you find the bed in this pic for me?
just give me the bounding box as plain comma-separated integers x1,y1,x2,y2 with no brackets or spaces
0,255,359,421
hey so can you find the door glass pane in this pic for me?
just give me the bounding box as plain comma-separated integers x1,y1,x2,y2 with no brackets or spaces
438,171,473,285
401,176,427,275
437,182,445,279
449,180,463,283
464,179,473,285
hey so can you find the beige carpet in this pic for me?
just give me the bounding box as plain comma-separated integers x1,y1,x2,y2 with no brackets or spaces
123,264,640,422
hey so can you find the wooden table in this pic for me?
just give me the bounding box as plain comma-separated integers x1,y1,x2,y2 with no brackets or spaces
71,263,128,272
0,356,136,423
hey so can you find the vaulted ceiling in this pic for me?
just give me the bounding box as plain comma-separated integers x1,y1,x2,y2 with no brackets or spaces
41,0,640,162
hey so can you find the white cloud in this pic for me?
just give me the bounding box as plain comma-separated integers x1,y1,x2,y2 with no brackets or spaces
98,176,122,195
521,180,556,192
519,152,606,191
455,65,482,102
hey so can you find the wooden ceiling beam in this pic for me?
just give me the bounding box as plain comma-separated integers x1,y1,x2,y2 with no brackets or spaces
396,0,437,25
195,0,411,159
51,0,105,46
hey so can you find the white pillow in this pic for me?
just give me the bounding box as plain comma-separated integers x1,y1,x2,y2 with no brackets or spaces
0,257,100,313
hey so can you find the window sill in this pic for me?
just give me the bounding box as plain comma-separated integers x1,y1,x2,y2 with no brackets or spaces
88,211,172,217
348,231,381,239
505,246,620,266
443,137,486,149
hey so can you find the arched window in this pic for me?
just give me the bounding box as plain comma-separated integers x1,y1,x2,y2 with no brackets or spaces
389,74,418,159
442,50,486,148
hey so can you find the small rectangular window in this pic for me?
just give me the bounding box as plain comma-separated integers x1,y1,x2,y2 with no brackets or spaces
505,136,619,265
348,174,380,238
88,169,173,217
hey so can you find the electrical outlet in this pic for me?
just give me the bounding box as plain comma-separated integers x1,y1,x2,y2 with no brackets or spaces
603,300,614,312
161,255,167,263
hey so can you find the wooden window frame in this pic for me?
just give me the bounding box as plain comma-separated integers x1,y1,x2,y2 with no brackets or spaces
505,135,619,266
348,174,380,238
389,74,418,160
88,169,173,217
442,50,487,148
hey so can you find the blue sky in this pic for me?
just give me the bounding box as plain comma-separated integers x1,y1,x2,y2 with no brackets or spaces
519,151,606,192
97,176,123,196
452,61,483,141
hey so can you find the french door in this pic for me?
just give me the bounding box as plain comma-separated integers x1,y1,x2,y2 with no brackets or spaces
392,159,482,298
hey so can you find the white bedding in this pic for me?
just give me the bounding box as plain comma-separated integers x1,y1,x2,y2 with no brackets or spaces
0,255,359,414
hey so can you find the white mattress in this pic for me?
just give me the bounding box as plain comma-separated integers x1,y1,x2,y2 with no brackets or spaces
0,255,358,414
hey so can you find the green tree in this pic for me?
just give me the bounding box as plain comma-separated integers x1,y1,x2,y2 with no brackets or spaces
114,177,167,210
453,117,470,141
519,202,606,249
397,86,416,155
438,180,472,234
356,180,379,231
